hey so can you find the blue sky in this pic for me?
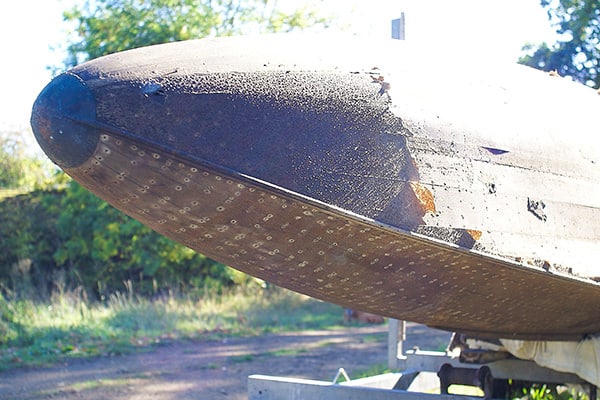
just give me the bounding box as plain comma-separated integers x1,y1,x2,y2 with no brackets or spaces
0,0,556,133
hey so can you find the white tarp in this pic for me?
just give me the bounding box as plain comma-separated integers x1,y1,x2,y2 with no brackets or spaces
501,336,600,386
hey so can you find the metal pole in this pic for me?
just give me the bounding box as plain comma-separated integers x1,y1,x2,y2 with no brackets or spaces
388,319,399,369
391,12,406,40
388,319,408,370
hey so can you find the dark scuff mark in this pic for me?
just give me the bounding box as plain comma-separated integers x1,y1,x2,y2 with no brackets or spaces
527,197,547,221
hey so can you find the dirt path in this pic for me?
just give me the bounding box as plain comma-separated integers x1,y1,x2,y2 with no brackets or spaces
0,323,451,399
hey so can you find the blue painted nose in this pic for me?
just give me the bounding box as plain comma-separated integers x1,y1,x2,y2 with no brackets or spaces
30,72,99,168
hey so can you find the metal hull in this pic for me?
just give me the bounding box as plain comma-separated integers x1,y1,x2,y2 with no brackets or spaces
31,35,600,340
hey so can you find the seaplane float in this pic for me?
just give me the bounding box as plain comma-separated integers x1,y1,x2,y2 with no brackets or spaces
31,34,600,394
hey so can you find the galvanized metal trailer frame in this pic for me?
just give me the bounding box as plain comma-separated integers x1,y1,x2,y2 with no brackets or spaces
248,320,597,400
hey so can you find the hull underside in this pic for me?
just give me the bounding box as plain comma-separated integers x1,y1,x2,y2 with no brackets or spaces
64,130,599,340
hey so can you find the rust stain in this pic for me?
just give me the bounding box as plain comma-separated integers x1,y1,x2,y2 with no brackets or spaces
409,181,436,214
466,229,482,241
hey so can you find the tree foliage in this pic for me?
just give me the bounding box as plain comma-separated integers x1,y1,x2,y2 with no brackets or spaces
0,189,63,298
0,131,61,191
520,0,600,88
62,0,329,67
55,181,238,297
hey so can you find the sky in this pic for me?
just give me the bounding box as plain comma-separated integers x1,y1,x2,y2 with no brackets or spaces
0,0,557,134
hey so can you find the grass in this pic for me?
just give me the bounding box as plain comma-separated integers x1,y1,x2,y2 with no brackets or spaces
265,347,308,357
0,286,345,371
227,346,310,364
353,363,392,379
520,385,589,400
38,376,153,398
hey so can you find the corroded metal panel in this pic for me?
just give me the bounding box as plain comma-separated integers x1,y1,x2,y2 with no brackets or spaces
31,35,600,340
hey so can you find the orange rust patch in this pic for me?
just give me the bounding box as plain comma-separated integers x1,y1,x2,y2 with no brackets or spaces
409,181,436,214
466,229,482,241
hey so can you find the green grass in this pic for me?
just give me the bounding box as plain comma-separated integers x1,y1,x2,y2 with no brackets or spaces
352,363,392,379
229,353,255,363
37,376,153,398
265,347,308,357
519,385,589,400
0,286,345,371
227,345,310,364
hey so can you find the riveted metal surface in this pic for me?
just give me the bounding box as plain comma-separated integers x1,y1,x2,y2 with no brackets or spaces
63,131,600,340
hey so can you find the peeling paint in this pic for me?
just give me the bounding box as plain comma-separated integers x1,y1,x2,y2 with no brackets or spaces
466,229,483,241
409,181,436,214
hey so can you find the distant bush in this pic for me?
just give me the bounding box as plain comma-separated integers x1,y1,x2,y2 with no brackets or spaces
0,180,237,300
0,189,62,299
0,131,59,191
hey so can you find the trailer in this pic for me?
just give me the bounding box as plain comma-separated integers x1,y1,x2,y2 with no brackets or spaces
248,320,597,400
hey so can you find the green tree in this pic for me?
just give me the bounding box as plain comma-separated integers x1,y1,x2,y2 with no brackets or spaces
520,0,600,88
0,130,63,191
52,181,233,297
0,132,27,189
62,0,329,67
0,189,64,298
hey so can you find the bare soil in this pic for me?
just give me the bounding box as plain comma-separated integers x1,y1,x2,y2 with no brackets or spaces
0,323,451,399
